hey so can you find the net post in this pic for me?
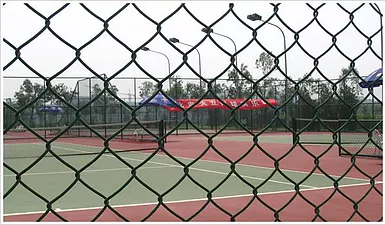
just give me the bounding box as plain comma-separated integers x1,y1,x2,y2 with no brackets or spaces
338,119,342,156
44,81,47,138
292,117,296,145
77,81,80,136
120,104,123,140
160,119,166,143
103,74,107,138
89,77,92,135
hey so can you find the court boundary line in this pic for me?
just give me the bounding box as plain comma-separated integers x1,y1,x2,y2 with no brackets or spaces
3,165,172,177
53,141,373,182
3,181,382,217
4,143,42,146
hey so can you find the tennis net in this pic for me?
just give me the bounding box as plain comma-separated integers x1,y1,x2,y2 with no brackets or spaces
4,120,166,159
292,118,382,158
338,119,382,158
4,120,164,141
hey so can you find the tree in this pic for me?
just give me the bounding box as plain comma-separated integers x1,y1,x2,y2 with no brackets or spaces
89,83,120,121
227,63,253,98
107,84,119,100
296,74,318,118
201,81,227,129
14,79,44,127
46,83,72,104
14,79,44,107
165,76,185,98
3,99,15,129
255,51,277,103
207,82,227,99
294,67,362,120
255,51,274,75
90,83,119,102
316,79,339,119
338,66,362,119
139,81,157,97
259,77,279,98
184,82,207,99
255,51,280,98
14,79,72,126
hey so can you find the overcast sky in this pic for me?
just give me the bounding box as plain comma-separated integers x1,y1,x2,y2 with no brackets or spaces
1,1,383,100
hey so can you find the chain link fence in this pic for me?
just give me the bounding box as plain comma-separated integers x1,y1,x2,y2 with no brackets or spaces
2,2,383,222
4,76,382,133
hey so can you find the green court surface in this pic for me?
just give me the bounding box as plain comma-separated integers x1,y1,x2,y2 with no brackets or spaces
3,142,369,215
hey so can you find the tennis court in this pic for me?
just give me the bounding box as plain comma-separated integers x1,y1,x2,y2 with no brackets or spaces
3,130,382,222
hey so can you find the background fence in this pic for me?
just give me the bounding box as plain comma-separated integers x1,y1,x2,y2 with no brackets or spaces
3,76,382,134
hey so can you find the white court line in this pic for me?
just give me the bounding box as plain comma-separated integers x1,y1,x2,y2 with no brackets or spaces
4,181,382,217
74,141,374,182
8,141,372,182
4,143,40,146
32,144,317,189
50,142,372,182
3,165,173,177
159,142,372,182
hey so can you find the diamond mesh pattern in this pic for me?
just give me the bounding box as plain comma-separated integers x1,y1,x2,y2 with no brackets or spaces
2,2,383,222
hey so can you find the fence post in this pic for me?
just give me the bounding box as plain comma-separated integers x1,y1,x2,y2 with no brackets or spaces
292,117,296,145
104,75,107,137
338,119,342,156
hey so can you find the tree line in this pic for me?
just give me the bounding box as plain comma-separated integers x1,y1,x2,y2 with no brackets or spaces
139,52,372,120
4,78,121,127
7,52,378,126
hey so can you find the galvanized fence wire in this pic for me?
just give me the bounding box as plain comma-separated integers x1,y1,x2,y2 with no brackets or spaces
2,3,383,222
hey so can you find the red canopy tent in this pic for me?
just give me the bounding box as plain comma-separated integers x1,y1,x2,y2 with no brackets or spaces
164,98,278,112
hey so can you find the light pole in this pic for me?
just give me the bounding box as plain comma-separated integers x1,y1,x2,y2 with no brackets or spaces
141,47,171,75
201,28,242,125
201,28,238,70
247,13,289,126
373,4,383,72
169,37,202,129
372,4,383,119
169,37,202,85
141,47,171,121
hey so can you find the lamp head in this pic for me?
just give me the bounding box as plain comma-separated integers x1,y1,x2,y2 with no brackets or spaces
169,37,180,43
141,47,150,51
247,13,262,21
201,27,213,33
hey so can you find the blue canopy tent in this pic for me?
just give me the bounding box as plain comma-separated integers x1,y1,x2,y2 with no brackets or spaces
38,105,65,127
359,68,383,88
38,105,64,113
358,68,383,123
139,93,180,123
139,93,180,108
